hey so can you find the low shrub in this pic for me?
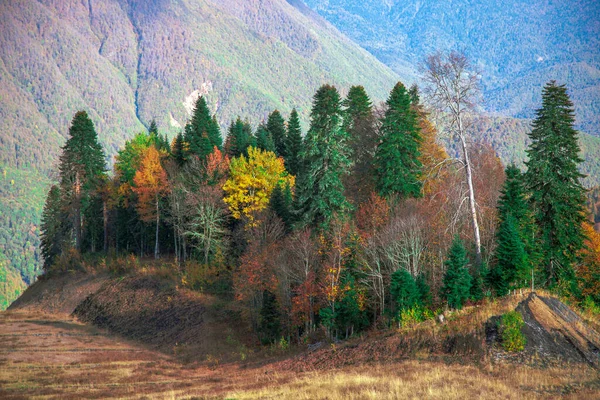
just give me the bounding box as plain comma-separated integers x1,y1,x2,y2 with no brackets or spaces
583,296,600,314
499,311,526,352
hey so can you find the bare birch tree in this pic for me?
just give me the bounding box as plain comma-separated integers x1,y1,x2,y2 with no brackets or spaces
423,51,483,264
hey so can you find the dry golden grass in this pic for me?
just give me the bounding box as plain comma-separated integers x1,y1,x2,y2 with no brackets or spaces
223,361,600,400
2,292,600,399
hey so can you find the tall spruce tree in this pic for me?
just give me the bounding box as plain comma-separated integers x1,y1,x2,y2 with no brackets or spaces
342,86,377,204
185,96,221,160
225,117,251,158
59,111,106,252
255,124,275,152
267,110,287,158
295,85,351,229
40,185,65,271
269,183,293,231
285,108,303,177
441,236,472,310
493,215,527,296
492,165,534,295
172,131,187,166
374,82,423,198
525,81,587,290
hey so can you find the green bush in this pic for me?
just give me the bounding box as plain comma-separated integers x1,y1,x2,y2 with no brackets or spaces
499,311,526,352
583,296,600,315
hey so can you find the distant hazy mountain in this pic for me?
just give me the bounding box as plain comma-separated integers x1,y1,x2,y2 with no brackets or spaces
303,0,600,136
0,0,398,171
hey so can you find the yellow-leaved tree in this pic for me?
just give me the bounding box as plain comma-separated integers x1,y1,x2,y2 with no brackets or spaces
223,146,294,225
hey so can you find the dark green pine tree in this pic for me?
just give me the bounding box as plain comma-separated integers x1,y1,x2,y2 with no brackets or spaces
441,236,473,310
493,215,528,296
491,165,534,296
285,108,303,176
525,81,587,291
295,85,351,229
342,86,377,204
269,183,293,231
336,272,366,338
259,290,281,345
267,110,287,158
40,185,65,271
148,120,170,152
185,97,221,160
209,115,223,150
59,111,107,252
374,82,423,198
390,269,419,315
225,117,251,158
255,124,275,152
172,131,187,166
148,119,159,136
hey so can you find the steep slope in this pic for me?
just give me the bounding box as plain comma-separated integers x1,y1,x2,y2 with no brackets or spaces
0,0,399,172
304,0,600,136
0,0,399,303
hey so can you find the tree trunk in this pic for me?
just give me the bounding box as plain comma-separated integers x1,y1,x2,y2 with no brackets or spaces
103,200,108,253
74,173,82,251
458,117,482,265
155,196,160,259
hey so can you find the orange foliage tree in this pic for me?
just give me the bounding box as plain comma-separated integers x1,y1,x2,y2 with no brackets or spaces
133,146,169,259
577,223,600,301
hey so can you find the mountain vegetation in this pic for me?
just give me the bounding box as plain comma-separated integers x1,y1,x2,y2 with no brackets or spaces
304,0,600,136
37,75,599,344
1,1,599,316
0,0,400,307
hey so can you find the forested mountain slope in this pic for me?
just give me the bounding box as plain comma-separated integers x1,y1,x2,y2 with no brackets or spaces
0,0,398,172
304,0,600,136
0,0,399,307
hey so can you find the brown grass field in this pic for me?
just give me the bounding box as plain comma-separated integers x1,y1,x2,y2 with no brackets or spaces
1,309,599,399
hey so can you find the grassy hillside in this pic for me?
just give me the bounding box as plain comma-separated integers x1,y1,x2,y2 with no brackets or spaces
304,0,600,136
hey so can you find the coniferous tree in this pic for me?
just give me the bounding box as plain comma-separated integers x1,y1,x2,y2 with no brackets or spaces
259,290,281,344
149,120,158,136
374,82,423,198
209,115,223,150
390,269,419,314
255,124,275,152
285,108,303,177
336,272,366,338
225,117,249,158
267,110,287,158
148,120,170,152
59,111,107,252
342,86,377,204
295,85,351,229
172,132,187,166
185,97,221,160
491,164,535,296
493,215,527,296
40,185,65,271
269,183,293,231
525,81,587,290
441,236,472,310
